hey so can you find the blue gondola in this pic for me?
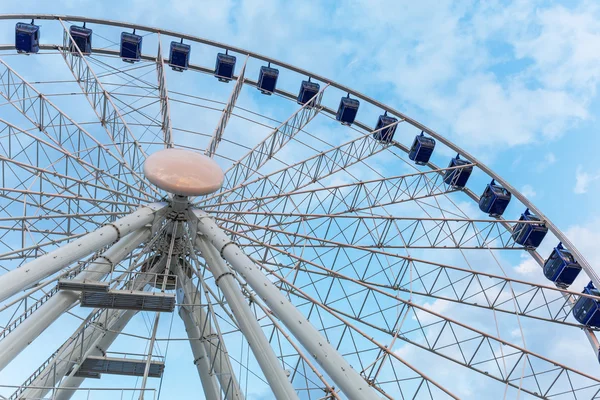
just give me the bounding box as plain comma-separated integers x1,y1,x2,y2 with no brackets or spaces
69,25,92,55
15,22,40,54
215,52,236,82
120,32,142,63
511,208,548,249
169,41,190,72
373,112,398,143
257,65,279,94
479,179,511,217
408,132,435,165
297,80,320,106
543,243,582,288
573,282,600,327
443,154,473,188
336,95,359,126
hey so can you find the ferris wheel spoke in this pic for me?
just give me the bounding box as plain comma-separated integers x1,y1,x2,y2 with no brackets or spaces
205,55,249,158
213,84,329,194
208,165,469,234
253,253,600,399
155,34,173,149
86,57,170,150
230,225,596,330
201,127,398,211
58,19,148,173
0,154,143,211
215,213,525,250
0,119,157,203
0,59,158,202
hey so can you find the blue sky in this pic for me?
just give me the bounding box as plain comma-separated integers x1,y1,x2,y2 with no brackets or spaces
1,0,600,399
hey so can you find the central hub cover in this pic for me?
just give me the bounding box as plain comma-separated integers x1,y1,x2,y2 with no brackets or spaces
143,148,224,196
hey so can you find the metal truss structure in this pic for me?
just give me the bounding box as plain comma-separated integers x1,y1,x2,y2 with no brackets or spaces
0,14,598,400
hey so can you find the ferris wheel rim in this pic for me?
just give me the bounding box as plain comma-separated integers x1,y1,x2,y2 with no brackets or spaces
1,13,592,288
0,13,597,400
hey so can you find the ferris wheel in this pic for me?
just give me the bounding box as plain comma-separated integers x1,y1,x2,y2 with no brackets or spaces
0,13,599,400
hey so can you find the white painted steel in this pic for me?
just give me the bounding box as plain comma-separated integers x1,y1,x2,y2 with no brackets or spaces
195,236,299,400
194,210,381,400
0,204,164,303
53,309,137,400
179,306,221,400
0,228,150,372
20,257,168,400
175,263,244,400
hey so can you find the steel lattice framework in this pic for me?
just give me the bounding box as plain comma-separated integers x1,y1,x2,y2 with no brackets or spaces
0,14,598,400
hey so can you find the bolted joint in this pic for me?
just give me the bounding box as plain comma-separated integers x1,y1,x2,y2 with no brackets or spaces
101,223,121,244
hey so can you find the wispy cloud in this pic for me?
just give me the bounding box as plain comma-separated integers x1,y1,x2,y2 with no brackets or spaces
521,184,537,198
536,152,557,172
574,165,600,194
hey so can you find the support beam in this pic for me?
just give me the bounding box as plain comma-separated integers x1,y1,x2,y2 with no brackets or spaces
215,213,530,250
174,262,244,400
156,33,173,148
193,210,380,400
205,55,249,158
0,203,165,303
179,306,221,400
0,59,157,202
50,309,138,400
201,126,398,212
195,237,298,400
219,83,329,192
0,228,150,372
58,19,147,171
16,256,168,400
228,224,600,329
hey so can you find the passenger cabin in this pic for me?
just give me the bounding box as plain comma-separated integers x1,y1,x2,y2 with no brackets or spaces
373,113,398,143
297,80,320,106
120,32,142,63
336,96,360,126
15,22,40,54
543,243,582,288
69,25,93,55
443,154,473,188
169,41,190,71
573,282,600,327
511,208,548,249
479,179,511,217
408,132,435,165
257,65,279,94
215,52,236,82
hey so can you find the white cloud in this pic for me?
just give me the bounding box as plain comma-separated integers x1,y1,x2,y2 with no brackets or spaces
334,1,598,149
574,165,600,194
520,184,536,198
565,218,600,268
536,152,556,172
514,253,540,276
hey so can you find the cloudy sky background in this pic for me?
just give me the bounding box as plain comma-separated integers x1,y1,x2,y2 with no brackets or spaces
1,1,600,399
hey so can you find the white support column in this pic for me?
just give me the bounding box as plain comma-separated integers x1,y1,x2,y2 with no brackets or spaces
19,256,169,400
193,210,381,400
175,263,244,400
179,305,221,400
0,228,150,372
53,309,138,400
195,237,299,400
0,203,165,303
